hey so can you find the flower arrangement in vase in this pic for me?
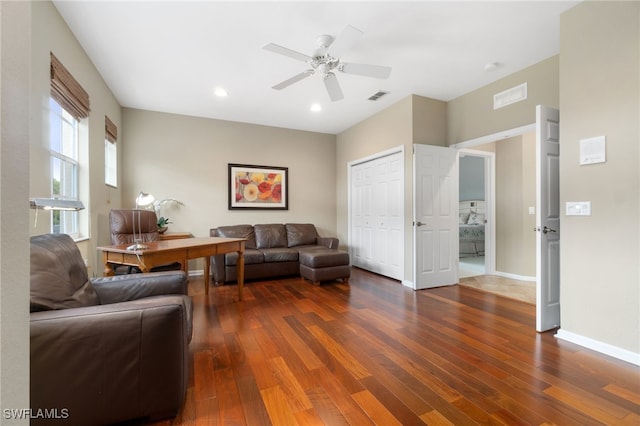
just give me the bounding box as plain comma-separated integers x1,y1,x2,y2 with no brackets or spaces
157,216,171,234
153,198,184,233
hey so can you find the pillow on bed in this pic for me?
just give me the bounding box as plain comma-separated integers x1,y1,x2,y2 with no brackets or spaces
467,212,485,225
459,212,470,224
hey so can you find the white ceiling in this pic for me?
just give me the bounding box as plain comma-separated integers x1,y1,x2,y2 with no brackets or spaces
52,1,579,135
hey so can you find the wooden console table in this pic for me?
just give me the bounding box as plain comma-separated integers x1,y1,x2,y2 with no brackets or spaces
98,237,246,299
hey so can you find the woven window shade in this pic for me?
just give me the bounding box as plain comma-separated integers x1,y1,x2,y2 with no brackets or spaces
50,52,90,120
105,116,117,143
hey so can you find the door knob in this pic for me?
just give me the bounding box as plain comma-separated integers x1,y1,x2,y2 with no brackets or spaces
416,221,425,227
542,226,556,234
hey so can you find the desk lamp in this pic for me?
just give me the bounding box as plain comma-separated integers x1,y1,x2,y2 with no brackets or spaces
128,192,155,250
30,198,85,211
29,198,85,228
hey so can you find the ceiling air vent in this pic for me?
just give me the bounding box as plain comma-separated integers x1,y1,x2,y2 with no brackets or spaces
493,83,527,110
368,90,389,101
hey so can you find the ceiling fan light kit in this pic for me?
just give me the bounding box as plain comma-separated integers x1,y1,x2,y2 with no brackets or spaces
263,25,392,102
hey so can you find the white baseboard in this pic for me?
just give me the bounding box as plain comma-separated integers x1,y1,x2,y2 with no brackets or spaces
555,329,640,366
494,271,536,282
402,279,414,289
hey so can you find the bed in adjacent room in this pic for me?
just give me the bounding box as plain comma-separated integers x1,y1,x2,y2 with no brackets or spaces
459,200,485,257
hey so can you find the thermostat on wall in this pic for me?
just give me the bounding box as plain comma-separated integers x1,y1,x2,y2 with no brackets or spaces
580,136,606,165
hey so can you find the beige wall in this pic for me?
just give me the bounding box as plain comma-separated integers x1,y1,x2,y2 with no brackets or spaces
520,132,536,277
30,1,123,275
495,134,536,277
413,95,448,146
336,95,447,283
1,0,31,413
121,108,337,271
447,55,559,146
559,1,639,354
496,139,522,274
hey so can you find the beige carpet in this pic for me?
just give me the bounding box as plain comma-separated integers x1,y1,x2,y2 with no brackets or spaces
458,274,536,304
459,255,486,278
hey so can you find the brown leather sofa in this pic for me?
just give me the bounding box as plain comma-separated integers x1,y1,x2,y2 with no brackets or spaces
210,223,350,284
30,233,192,425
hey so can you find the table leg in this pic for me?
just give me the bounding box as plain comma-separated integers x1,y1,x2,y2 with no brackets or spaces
102,252,114,277
204,256,210,295
104,265,114,276
138,258,150,273
237,249,245,301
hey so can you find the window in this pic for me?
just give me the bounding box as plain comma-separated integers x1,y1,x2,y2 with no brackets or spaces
49,97,80,235
49,52,90,239
105,116,117,187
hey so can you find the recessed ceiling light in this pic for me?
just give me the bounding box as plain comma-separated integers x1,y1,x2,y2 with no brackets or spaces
484,62,501,72
310,103,322,112
214,87,228,97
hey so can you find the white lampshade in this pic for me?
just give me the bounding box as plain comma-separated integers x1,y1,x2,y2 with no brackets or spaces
135,192,155,208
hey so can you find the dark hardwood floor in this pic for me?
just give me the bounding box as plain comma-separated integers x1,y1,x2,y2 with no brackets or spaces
149,267,639,425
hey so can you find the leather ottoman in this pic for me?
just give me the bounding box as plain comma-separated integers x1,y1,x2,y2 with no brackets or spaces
299,247,350,285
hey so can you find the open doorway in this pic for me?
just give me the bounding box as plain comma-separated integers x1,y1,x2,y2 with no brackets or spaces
451,108,560,329
454,125,537,302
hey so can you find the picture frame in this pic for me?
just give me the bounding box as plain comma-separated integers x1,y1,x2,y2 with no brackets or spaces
228,163,288,210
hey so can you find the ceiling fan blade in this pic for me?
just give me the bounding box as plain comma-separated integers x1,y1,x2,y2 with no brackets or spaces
263,43,312,62
328,25,363,59
272,70,314,90
323,72,344,102
339,62,392,79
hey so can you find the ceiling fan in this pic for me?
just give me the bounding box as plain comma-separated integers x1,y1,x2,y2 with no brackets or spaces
263,25,392,102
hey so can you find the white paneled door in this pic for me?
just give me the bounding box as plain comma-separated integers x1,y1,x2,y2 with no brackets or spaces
536,105,561,332
350,150,404,280
413,144,459,289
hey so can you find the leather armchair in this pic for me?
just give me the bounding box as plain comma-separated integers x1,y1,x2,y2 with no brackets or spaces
30,233,192,425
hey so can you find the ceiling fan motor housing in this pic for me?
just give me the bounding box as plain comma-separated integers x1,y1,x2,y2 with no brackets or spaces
315,34,334,48
311,49,329,62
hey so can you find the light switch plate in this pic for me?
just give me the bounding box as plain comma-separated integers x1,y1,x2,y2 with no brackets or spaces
566,201,591,216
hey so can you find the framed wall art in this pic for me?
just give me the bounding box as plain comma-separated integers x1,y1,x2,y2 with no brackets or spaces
228,163,288,210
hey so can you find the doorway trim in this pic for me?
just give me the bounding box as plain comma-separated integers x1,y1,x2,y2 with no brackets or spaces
452,124,536,149
452,123,536,279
